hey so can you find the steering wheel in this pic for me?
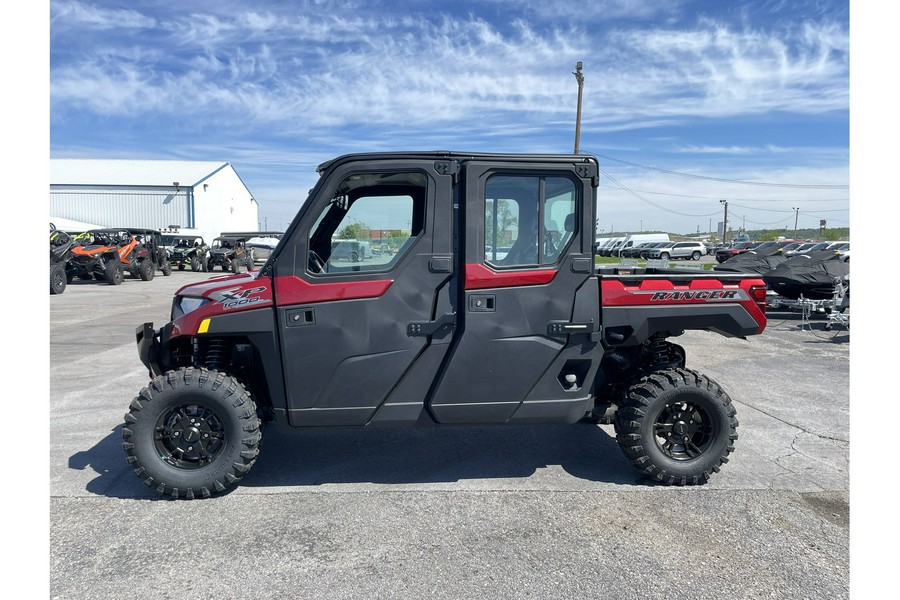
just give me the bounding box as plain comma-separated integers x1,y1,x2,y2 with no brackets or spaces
308,250,326,273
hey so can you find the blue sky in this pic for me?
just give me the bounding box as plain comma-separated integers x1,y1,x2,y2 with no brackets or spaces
48,0,851,236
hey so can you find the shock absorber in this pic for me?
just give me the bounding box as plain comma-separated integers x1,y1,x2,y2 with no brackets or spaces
647,337,669,371
204,338,229,371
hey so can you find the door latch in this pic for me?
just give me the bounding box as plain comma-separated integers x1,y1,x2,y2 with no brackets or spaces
408,312,456,337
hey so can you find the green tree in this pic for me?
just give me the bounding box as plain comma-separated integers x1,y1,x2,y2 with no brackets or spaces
485,199,518,246
338,221,370,240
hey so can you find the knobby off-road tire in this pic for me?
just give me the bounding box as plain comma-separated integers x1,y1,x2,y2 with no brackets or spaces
122,367,262,499
50,264,66,294
190,256,200,272
615,368,738,485
105,261,124,285
139,259,155,281
162,260,172,276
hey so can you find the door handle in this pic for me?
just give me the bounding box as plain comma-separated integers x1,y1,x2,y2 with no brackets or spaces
285,307,315,327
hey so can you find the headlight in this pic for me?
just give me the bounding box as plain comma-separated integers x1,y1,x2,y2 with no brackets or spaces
171,296,210,320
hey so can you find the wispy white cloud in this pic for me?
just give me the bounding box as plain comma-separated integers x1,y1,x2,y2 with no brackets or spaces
50,0,156,30
50,4,848,134
48,1,850,232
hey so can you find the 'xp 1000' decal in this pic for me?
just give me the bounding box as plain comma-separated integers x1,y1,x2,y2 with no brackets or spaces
212,286,269,310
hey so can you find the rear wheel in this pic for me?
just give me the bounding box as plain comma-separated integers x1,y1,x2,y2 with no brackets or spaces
615,368,737,485
178,262,185,271
50,264,66,295
660,252,670,260
691,251,701,260
122,368,262,499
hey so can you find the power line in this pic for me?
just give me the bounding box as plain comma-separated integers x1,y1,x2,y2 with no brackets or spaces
597,183,848,203
600,169,720,218
590,151,850,189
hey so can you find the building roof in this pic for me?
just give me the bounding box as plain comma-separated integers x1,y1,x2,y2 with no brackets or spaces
50,159,231,187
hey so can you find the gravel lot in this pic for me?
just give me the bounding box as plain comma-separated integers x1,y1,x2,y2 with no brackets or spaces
47,268,850,599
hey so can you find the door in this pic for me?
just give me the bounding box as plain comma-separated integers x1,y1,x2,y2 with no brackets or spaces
273,159,456,426
427,160,601,424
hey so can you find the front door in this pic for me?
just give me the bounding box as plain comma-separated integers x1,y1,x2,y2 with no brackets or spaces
273,159,456,426
427,159,601,424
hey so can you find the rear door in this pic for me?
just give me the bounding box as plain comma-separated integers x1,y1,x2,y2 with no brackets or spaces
427,158,601,424
272,158,457,426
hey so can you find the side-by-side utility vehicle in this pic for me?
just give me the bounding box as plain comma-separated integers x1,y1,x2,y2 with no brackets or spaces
124,152,767,499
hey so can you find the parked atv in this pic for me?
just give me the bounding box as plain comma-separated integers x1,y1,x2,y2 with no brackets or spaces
50,229,73,295
206,236,254,273
130,229,172,278
167,236,209,272
66,228,165,284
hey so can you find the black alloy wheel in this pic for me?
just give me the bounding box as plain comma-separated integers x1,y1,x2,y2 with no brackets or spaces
154,403,226,469
122,367,262,499
615,368,737,485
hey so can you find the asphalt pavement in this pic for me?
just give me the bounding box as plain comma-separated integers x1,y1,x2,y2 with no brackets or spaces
48,266,850,599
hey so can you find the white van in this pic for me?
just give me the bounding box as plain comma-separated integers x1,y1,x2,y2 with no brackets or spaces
613,233,670,258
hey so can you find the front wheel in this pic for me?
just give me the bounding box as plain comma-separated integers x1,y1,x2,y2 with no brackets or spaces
50,264,67,294
122,368,262,499
190,256,200,272
615,368,737,485
139,259,155,281
105,262,124,285
660,252,670,260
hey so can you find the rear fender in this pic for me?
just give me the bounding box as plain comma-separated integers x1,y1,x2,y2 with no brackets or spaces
600,277,767,345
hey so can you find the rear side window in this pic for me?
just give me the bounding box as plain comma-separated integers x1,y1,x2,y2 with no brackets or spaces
484,175,576,268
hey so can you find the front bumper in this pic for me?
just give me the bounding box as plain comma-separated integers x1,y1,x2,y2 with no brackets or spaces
136,322,164,377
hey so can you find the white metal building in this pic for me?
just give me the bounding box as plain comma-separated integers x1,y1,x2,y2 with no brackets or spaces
50,159,259,244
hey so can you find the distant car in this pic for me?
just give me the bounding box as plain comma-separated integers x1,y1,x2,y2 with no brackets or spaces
715,241,758,263
330,239,369,262
783,242,820,257
646,241,707,261
621,241,667,259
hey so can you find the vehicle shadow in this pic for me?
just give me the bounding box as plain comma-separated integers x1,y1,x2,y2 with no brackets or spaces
69,421,648,499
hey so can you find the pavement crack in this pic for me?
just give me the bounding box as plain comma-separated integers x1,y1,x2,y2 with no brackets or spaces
734,400,849,443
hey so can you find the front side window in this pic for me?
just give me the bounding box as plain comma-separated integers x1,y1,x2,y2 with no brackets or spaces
307,171,426,274
484,175,576,268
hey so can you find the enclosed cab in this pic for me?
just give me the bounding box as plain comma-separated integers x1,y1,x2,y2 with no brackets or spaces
124,152,767,499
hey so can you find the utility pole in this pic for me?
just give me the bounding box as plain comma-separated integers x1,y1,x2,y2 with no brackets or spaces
719,199,729,244
573,61,584,154
792,207,800,239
